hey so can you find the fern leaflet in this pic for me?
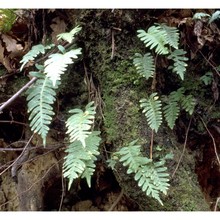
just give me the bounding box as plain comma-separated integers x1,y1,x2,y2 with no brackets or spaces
117,140,170,205
168,49,188,80
140,93,162,132
66,101,96,148
44,48,82,87
57,25,82,43
137,26,169,55
20,44,55,71
63,131,101,189
133,53,155,80
209,10,220,24
26,74,58,146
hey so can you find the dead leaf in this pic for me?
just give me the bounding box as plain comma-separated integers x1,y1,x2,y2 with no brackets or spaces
50,17,67,44
0,41,13,72
1,34,24,58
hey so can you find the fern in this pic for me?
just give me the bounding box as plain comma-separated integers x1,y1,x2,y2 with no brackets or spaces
162,89,184,129
168,49,188,80
181,94,196,115
63,131,101,189
57,25,82,43
117,140,170,205
137,26,169,55
20,44,55,71
26,73,58,146
65,101,96,148
44,48,82,87
159,23,179,49
140,93,162,132
208,10,220,24
193,12,210,20
133,53,155,80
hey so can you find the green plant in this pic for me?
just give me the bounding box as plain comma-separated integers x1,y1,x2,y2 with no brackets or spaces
20,26,101,189
0,9,17,33
108,23,195,205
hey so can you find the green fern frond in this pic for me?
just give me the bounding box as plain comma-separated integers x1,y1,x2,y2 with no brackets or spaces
26,74,58,146
168,49,188,80
181,94,196,115
20,44,55,71
44,48,82,87
63,131,101,189
133,53,155,80
193,12,210,20
209,10,220,24
57,25,82,43
137,26,169,55
66,101,96,148
118,140,170,205
140,93,162,132
162,89,184,129
159,23,179,49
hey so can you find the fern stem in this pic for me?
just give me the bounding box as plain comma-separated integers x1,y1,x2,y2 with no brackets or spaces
150,129,154,159
151,55,158,92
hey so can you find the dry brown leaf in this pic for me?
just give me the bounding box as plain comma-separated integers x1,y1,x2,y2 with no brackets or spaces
50,17,67,44
0,41,13,72
1,34,24,59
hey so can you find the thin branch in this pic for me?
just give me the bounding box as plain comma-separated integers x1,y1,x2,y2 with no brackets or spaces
0,134,34,176
0,77,37,113
108,189,124,211
200,117,220,166
0,120,28,126
172,117,192,178
214,197,220,211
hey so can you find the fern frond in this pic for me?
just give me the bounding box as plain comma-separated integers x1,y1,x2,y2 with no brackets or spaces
140,93,162,132
162,89,184,129
44,48,82,87
57,25,82,43
0,9,16,33
118,140,170,205
137,26,169,55
63,131,101,189
159,23,179,49
20,44,55,71
26,74,57,146
209,10,220,24
181,94,196,115
193,12,210,20
66,101,96,148
168,49,188,80
133,53,155,80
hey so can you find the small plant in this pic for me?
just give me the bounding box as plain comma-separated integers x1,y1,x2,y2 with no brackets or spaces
108,23,195,205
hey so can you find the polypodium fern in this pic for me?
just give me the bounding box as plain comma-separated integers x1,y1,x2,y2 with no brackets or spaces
57,25,82,43
26,73,58,146
140,93,162,132
162,89,184,129
65,101,96,148
117,140,170,205
133,53,155,80
63,131,101,189
20,44,55,71
44,48,82,87
137,25,169,55
168,49,188,80
181,94,196,115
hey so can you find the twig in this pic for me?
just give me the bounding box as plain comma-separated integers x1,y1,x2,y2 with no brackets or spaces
58,173,65,211
172,117,192,178
0,134,34,177
200,117,220,166
150,129,154,160
214,197,220,211
108,189,124,211
0,77,37,114
0,120,28,126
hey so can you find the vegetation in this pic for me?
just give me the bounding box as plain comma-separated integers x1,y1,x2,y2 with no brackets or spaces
0,9,219,211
